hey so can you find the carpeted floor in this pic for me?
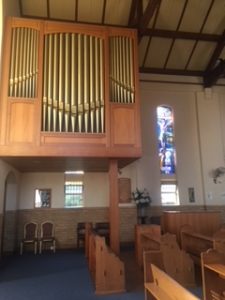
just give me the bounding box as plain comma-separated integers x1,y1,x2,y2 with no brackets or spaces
0,249,144,300
0,248,203,300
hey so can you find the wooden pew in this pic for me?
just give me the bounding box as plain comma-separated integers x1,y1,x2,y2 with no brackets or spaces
180,225,225,265
135,224,161,267
163,210,221,243
87,230,125,295
144,264,200,300
143,233,195,289
201,249,225,300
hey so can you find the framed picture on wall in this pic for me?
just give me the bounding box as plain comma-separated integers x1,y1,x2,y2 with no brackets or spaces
118,178,132,204
35,189,51,208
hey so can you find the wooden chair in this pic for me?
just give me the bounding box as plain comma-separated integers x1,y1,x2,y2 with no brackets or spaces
77,222,86,248
39,221,56,254
20,222,38,255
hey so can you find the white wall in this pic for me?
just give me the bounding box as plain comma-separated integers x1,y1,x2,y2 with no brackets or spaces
19,172,109,209
197,89,225,205
123,75,225,207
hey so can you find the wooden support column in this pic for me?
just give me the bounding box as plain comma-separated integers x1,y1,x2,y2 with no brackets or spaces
109,159,120,255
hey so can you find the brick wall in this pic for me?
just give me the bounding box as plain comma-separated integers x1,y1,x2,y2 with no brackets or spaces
16,206,137,250
1,205,225,254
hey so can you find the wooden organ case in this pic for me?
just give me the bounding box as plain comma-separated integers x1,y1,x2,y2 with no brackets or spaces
0,17,142,166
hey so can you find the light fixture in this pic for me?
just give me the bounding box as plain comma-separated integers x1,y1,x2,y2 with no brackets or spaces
64,170,84,174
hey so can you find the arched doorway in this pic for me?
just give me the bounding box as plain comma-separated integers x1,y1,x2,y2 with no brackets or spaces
1,171,18,257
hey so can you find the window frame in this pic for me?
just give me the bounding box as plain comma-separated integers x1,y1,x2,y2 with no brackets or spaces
160,181,179,206
64,176,84,208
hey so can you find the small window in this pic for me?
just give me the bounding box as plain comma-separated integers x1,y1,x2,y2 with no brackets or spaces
64,171,84,208
161,182,179,206
65,181,83,208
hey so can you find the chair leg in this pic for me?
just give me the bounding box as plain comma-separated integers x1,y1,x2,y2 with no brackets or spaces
34,241,37,255
53,240,56,253
39,241,42,254
20,242,23,255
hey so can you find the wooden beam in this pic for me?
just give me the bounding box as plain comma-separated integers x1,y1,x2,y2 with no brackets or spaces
203,59,225,87
109,159,120,255
139,0,161,34
139,67,203,77
128,0,138,27
19,0,23,17
141,28,220,42
101,0,107,24
206,30,225,72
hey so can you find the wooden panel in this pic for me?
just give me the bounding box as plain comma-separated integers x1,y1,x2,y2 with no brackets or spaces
111,105,135,145
163,211,222,243
41,133,106,145
8,102,36,143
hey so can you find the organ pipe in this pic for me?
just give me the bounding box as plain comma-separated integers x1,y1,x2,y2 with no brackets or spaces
8,27,38,98
8,24,136,134
109,36,135,104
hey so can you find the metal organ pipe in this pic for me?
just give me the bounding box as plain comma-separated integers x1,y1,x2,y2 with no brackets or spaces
8,25,137,134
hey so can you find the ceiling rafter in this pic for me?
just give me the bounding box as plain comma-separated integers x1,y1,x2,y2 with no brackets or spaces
19,0,23,17
128,0,138,27
139,67,203,77
141,28,220,42
138,0,161,36
46,0,50,19
101,0,107,24
203,59,225,87
206,30,225,72
203,30,225,87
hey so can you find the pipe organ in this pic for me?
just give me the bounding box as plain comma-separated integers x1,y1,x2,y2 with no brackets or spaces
42,33,105,133
0,17,142,165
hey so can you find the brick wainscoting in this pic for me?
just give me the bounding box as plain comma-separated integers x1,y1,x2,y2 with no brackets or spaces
1,205,224,254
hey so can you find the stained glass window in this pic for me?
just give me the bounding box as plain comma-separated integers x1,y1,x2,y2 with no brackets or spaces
156,105,176,175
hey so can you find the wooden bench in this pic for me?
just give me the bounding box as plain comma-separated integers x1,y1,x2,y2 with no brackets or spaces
180,225,225,265
144,264,200,300
201,249,225,300
135,224,161,267
143,233,195,288
86,229,125,295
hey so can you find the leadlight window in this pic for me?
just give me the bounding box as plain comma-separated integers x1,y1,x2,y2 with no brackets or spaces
156,105,176,175
161,182,179,206
156,105,179,205
64,172,84,207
